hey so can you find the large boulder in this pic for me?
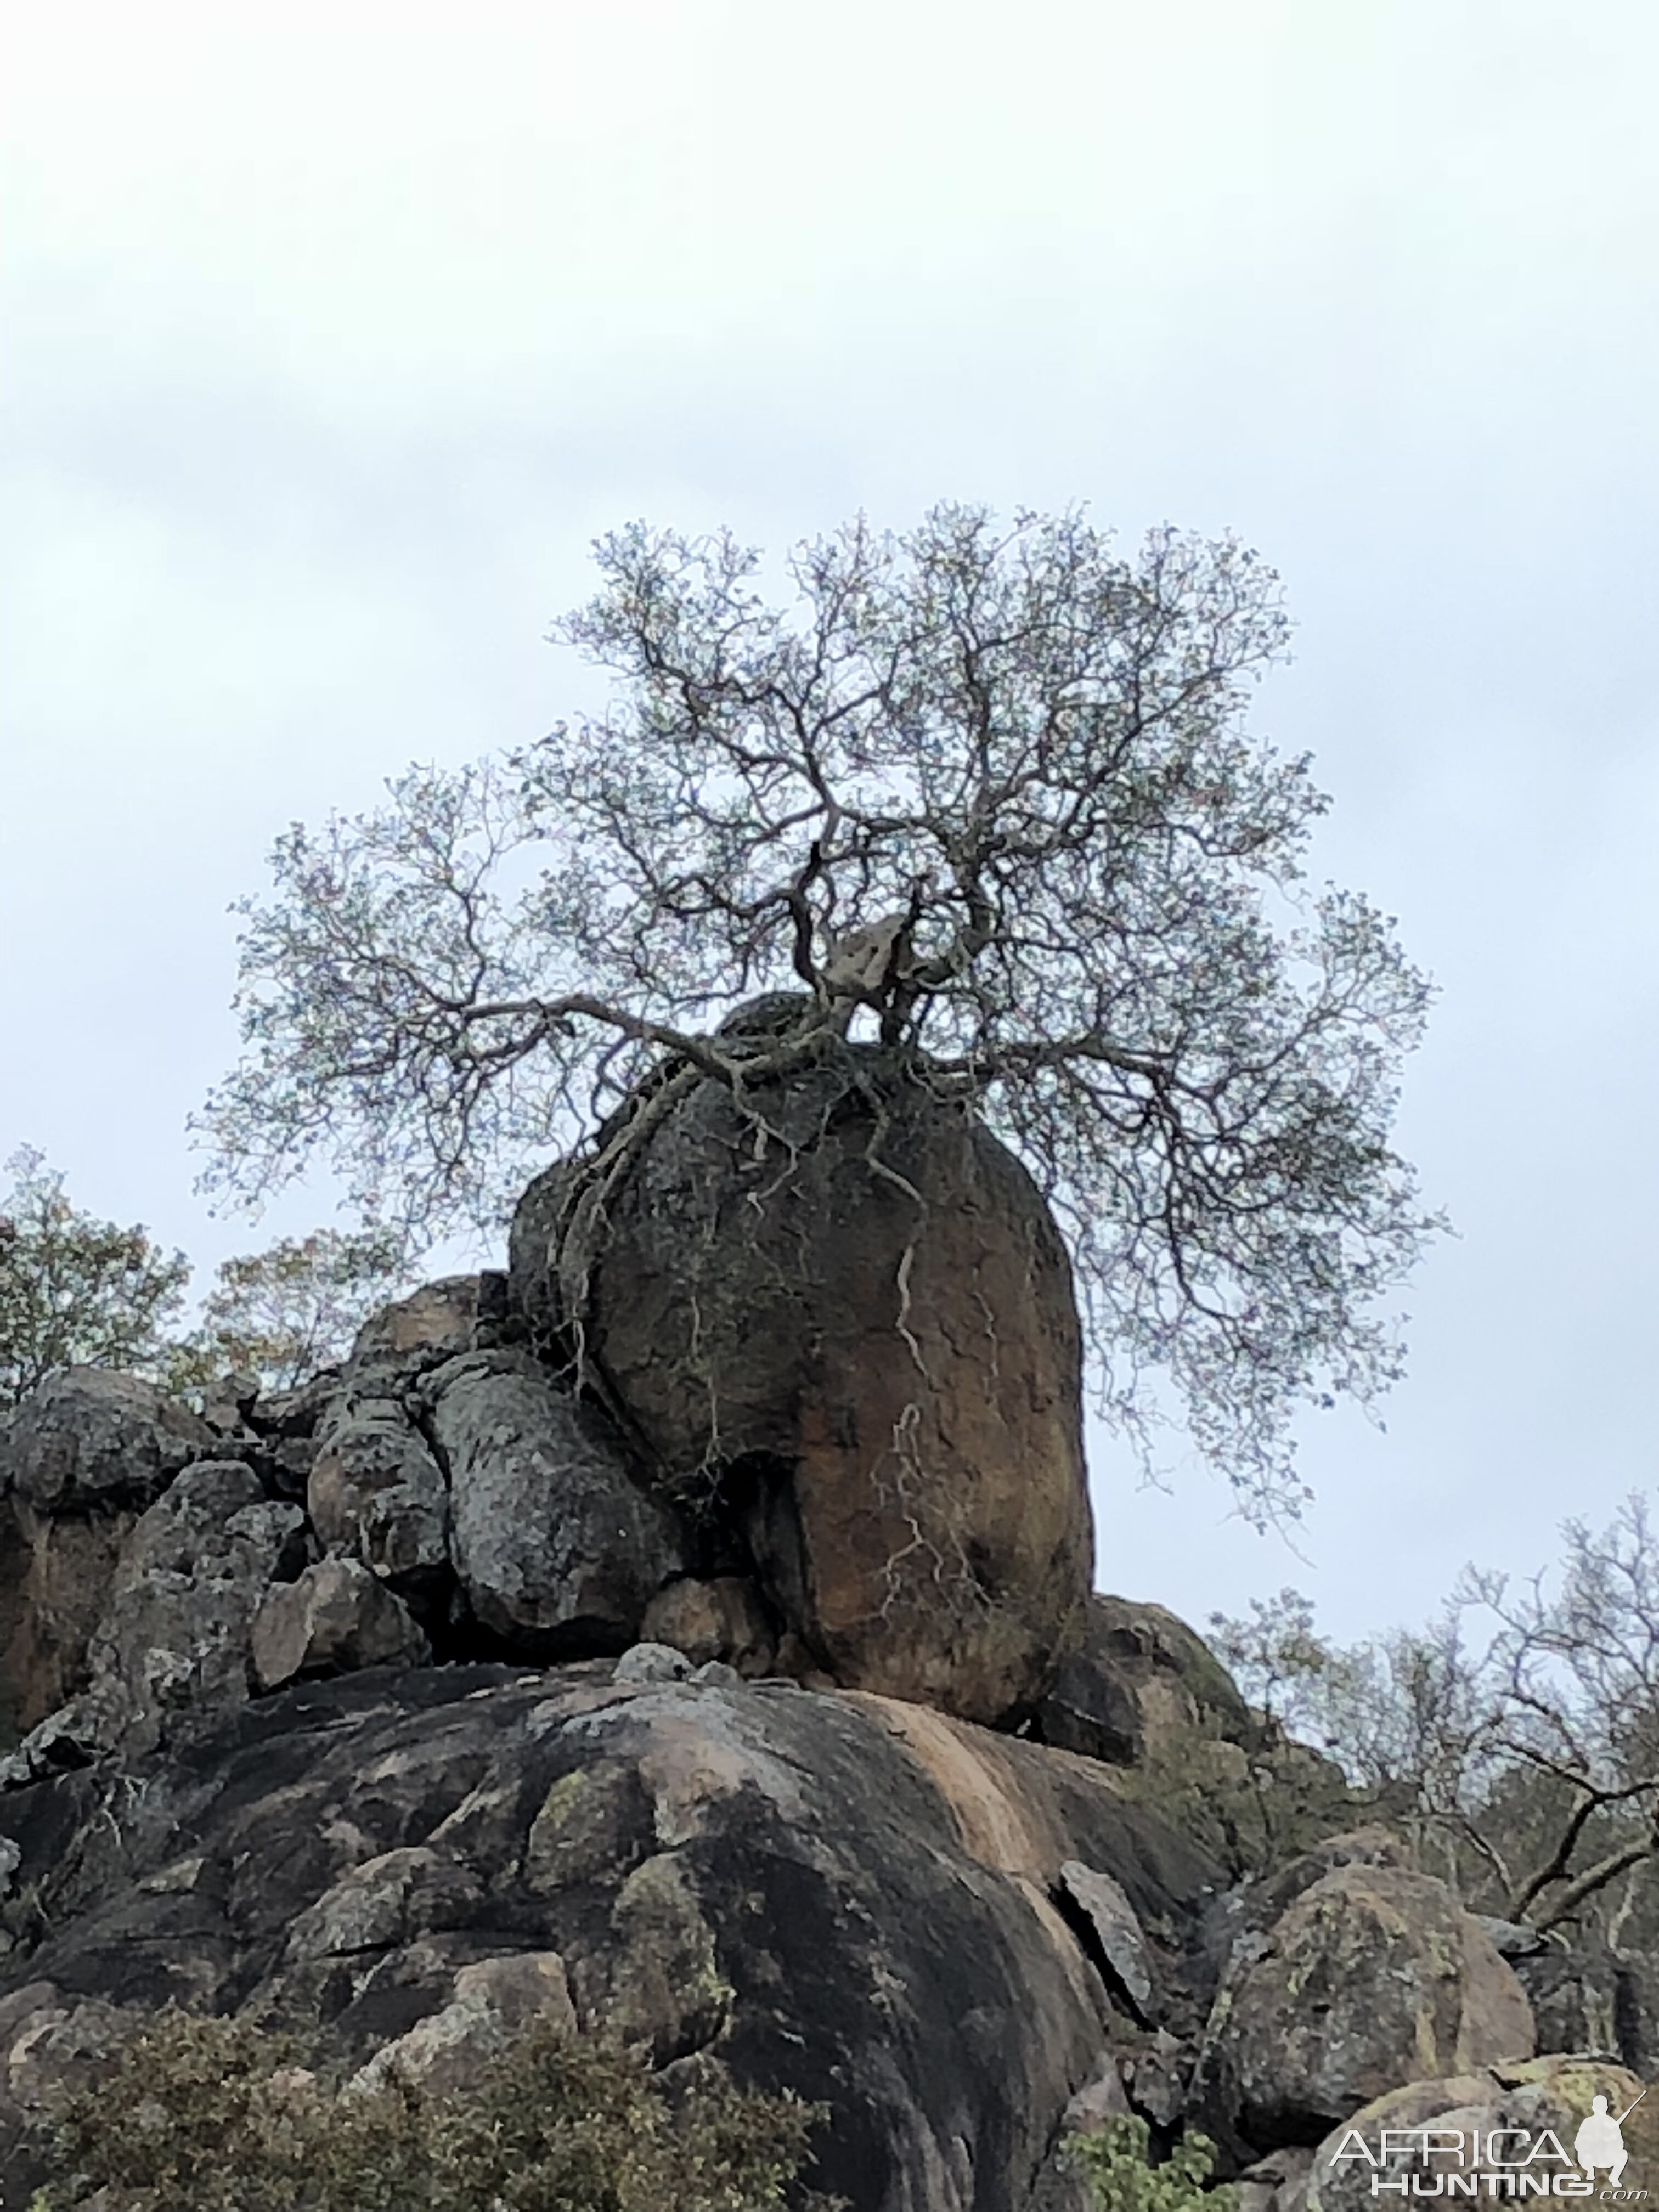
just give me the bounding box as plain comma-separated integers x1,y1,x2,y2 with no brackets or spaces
307,1395,450,1585
1195,1862,1536,2154
251,1557,430,1690
512,1046,1094,1725
0,1660,1223,2212
1,1373,217,1746
3,1462,309,1776
425,1350,686,1655
0,1369,215,1518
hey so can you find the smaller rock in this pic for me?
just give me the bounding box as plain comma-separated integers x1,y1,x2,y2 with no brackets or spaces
349,1951,575,2096
251,1559,430,1690
1036,1594,1254,1767
1197,1863,1535,2154
308,1397,449,1583
1472,1915,1551,1960
432,1351,686,1657
71,1462,309,1756
1060,2057,1132,2133
199,1368,262,1436
604,1850,732,2061
690,1660,743,1690
350,1274,510,1370
613,1642,693,1684
284,1847,483,1963
1120,2031,1187,2125
0,1694,110,1788
641,1575,777,1675
1059,1859,1154,2014
1308,2056,1658,2212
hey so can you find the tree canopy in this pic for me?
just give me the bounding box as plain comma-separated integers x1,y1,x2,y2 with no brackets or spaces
0,1147,407,1407
1215,1498,1659,1935
0,1146,190,1409
170,1227,409,1392
197,503,1440,1516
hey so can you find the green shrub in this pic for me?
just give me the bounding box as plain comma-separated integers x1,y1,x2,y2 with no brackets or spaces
28,2004,843,2212
1066,2114,1238,2212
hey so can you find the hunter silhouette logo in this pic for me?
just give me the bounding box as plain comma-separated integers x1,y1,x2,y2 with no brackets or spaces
1576,2093,1645,2191
1329,2086,1650,2199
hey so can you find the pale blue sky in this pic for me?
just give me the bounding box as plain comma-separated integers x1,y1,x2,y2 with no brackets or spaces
3,1,1656,1643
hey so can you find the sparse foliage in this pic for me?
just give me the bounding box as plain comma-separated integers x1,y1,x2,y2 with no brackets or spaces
0,1146,190,1410
163,1228,410,1392
27,2005,841,2212
1065,2113,1237,2212
197,504,1440,1516
0,1148,412,1409
1214,1498,1659,1932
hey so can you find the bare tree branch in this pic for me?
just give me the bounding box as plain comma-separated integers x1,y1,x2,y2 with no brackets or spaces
194,503,1442,1519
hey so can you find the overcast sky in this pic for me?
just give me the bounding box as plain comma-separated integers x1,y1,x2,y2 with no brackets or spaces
3,1,1655,1646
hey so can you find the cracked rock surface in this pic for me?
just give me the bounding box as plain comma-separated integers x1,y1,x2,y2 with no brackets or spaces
0,1660,1221,2212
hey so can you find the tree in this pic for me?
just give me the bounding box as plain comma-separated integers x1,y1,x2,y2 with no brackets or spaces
166,1228,410,1393
1213,1498,1659,1934
196,503,1440,1516
0,1146,191,1410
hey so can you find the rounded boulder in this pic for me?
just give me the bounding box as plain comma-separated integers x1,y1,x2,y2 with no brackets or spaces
516,1046,1094,1724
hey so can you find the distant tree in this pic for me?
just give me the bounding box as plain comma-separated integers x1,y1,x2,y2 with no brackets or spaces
1214,1498,1659,1933
197,503,1441,1516
0,1146,190,1410
165,1228,410,1393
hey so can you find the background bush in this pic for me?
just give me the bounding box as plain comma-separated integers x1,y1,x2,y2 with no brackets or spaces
27,2005,842,2212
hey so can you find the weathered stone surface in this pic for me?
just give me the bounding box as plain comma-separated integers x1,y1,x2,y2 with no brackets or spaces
0,1369,215,1515
349,1273,511,1373
76,1461,307,1758
612,1639,693,1684
1,1373,220,1746
1495,1933,1659,2076
1035,1594,1255,1767
251,1557,430,1690
1305,2056,1659,2212
3,1460,308,1784
506,1159,584,1355
0,1662,1223,2212
1059,1858,1153,2015
1198,1863,1535,2154
428,1351,685,1657
349,1950,575,2094
518,1047,1094,1726
2,1502,131,1749
640,1573,777,1675
1508,1934,1622,2060
307,1394,449,1583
